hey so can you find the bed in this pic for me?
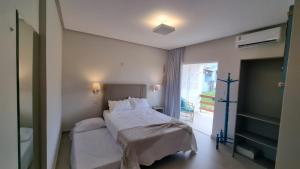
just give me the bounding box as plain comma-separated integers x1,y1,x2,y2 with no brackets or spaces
102,84,197,169
71,127,122,169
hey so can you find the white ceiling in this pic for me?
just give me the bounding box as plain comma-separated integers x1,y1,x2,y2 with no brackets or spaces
59,0,294,50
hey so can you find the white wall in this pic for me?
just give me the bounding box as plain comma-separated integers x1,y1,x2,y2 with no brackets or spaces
46,0,63,169
16,0,39,32
276,1,300,169
184,35,285,137
62,30,167,131
0,0,18,168
0,0,39,168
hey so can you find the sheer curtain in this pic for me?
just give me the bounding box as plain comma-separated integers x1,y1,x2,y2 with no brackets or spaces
164,47,185,119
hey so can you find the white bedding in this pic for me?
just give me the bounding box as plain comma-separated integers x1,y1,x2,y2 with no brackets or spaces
71,128,122,169
103,108,197,167
20,127,33,169
103,108,171,140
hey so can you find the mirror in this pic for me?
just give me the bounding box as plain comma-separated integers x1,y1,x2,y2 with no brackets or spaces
17,11,39,169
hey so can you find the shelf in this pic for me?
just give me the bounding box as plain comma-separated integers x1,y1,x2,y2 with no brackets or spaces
237,112,280,126
254,157,275,169
235,151,275,169
236,131,278,150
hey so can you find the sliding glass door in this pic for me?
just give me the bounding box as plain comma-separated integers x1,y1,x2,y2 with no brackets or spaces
180,63,218,135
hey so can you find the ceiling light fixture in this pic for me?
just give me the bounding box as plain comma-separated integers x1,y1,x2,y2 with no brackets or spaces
153,24,175,35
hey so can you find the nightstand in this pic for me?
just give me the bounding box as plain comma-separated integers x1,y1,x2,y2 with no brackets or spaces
152,106,164,113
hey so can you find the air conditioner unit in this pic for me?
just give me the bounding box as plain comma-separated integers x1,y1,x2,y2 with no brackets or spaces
235,27,282,48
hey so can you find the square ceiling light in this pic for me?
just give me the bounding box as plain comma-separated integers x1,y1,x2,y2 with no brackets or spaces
153,24,175,35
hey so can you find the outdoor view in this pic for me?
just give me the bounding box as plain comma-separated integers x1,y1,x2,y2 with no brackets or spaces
180,63,218,135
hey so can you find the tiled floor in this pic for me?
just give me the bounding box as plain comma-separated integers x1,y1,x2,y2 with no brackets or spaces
56,130,265,169
180,112,214,135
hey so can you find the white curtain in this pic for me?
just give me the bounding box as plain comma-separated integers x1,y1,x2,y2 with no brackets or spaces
164,47,185,119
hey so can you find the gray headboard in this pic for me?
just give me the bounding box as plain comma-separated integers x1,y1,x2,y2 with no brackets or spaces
102,84,147,110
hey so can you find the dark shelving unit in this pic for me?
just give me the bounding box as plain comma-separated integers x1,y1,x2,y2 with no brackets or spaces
237,113,280,126
233,58,284,169
236,131,277,150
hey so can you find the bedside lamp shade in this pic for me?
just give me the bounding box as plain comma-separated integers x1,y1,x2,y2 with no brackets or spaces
152,84,161,92
92,82,101,94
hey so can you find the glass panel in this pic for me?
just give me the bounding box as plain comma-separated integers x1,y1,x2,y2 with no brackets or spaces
17,11,39,169
180,63,218,136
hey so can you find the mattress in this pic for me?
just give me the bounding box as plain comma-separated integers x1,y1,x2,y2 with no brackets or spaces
20,127,33,169
71,128,122,169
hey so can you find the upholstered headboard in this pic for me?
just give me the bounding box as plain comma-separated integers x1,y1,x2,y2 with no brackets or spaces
102,84,147,111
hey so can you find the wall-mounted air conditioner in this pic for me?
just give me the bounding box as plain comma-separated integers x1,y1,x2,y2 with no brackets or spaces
235,27,282,48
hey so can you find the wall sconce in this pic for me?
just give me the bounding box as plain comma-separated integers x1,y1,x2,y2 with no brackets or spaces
151,84,161,92
92,82,101,94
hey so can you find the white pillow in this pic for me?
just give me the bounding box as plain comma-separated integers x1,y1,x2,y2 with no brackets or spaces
73,117,105,133
108,99,132,112
129,97,150,109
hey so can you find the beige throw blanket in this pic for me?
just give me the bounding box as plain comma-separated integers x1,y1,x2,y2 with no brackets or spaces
117,120,198,169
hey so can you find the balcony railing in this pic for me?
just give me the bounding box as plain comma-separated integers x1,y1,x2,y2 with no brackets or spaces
200,94,215,113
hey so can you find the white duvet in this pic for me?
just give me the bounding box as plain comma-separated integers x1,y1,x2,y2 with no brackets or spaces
103,108,171,140
103,108,197,168
20,127,33,169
